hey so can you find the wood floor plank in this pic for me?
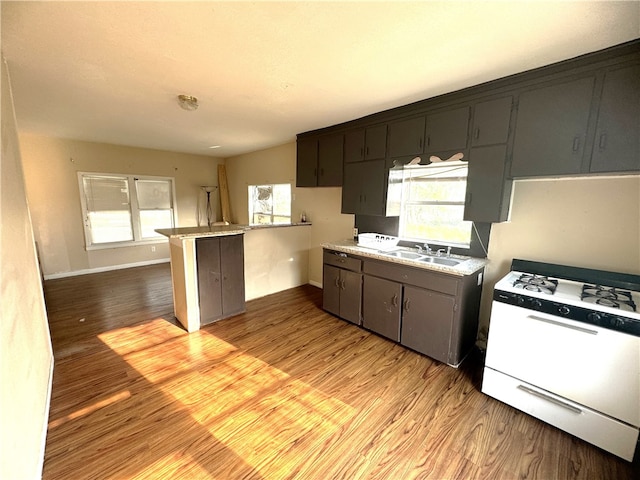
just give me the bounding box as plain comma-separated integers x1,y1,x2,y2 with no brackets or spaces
42,264,639,479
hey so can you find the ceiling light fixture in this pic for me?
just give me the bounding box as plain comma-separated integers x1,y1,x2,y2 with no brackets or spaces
177,94,198,111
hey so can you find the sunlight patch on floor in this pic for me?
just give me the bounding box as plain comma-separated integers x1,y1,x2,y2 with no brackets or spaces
48,390,131,429
98,318,356,479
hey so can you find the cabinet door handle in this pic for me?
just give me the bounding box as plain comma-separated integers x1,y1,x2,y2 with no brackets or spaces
360,147,364,158
418,138,423,150
366,146,370,157
426,136,431,147
572,136,581,152
340,279,346,290
517,385,583,414
335,277,340,288
474,127,480,140
404,298,411,311
391,294,398,307
319,167,324,177
314,167,318,177
598,133,607,150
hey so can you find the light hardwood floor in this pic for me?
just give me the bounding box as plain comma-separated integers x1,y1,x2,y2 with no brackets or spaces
42,263,639,479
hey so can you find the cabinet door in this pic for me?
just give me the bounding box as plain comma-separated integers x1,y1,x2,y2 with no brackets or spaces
196,237,223,325
340,270,363,325
388,116,425,157
471,97,513,147
318,134,344,186
401,286,455,364
365,124,388,160
464,145,512,223
220,235,245,317
322,264,341,317
363,275,402,342
341,160,385,215
344,129,365,163
590,64,640,173
296,138,318,187
425,106,470,154
511,76,595,177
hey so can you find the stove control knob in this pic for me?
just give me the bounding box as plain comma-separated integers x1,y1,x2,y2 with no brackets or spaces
586,312,601,323
558,305,571,316
517,296,525,306
609,317,625,328
532,300,542,310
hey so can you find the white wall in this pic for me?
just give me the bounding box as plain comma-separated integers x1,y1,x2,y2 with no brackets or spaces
1,57,53,480
225,142,354,288
19,134,224,277
478,174,640,337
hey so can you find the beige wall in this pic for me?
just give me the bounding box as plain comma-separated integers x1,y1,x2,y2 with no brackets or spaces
19,134,224,277
478,175,640,338
225,142,354,288
1,58,53,480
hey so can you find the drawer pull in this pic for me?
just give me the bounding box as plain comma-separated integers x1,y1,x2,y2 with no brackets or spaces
517,385,583,415
527,315,598,335
391,294,398,307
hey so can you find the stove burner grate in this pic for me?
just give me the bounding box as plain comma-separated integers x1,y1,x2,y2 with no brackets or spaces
513,274,558,295
581,285,636,312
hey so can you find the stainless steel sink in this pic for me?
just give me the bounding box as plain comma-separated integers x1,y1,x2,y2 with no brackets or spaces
382,249,465,267
385,251,425,260
418,256,463,267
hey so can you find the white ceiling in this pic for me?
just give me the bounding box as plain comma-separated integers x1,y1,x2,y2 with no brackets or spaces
2,1,639,158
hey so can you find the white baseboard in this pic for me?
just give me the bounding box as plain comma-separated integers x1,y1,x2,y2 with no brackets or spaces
309,280,322,288
44,258,170,280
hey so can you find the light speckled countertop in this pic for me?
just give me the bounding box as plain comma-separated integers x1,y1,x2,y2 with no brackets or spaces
156,222,311,239
322,240,488,277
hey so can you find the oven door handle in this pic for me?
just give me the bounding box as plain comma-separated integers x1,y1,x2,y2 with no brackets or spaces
517,385,583,415
526,314,598,335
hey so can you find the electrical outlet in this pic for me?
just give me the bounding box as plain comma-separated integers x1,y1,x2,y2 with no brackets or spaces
151,246,156,252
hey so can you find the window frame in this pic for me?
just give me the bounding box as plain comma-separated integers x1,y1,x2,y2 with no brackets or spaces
398,162,473,248
247,183,292,226
78,172,177,250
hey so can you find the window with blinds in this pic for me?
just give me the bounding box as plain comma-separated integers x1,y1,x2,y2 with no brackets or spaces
79,173,175,248
398,161,472,248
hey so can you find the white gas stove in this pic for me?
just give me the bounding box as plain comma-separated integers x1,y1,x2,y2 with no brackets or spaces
483,259,640,461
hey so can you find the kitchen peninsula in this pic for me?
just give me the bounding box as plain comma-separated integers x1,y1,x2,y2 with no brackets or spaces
157,223,312,332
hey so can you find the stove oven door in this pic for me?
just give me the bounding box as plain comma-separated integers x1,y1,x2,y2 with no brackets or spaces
484,301,640,428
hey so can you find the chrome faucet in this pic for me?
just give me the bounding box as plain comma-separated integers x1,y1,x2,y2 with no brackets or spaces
416,243,431,254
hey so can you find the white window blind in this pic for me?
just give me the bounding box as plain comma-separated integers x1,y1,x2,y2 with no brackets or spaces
398,162,472,247
79,173,176,249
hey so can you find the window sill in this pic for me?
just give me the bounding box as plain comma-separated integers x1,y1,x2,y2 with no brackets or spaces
85,238,168,251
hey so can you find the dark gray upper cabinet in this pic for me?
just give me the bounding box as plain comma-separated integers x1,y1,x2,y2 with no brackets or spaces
365,124,388,160
295,138,318,187
425,106,470,155
464,145,512,223
589,64,640,173
342,160,386,216
318,134,344,186
388,116,425,157
344,125,388,163
296,133,343,187
510,76,596,177
471,96,513,147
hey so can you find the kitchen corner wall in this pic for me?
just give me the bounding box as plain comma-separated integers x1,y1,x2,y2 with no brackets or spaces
224,142,354,288
479,174,640,338
18,134,224,277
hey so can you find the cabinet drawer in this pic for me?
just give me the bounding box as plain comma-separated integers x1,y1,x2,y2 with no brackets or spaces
482,367,639,461
363,259,458,295
323,251,362,272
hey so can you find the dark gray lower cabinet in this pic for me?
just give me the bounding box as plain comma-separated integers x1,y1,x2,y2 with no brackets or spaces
196,235,245,325
362,258,483,366
401,286,455,365
362,275,402,341
322,250,363,325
